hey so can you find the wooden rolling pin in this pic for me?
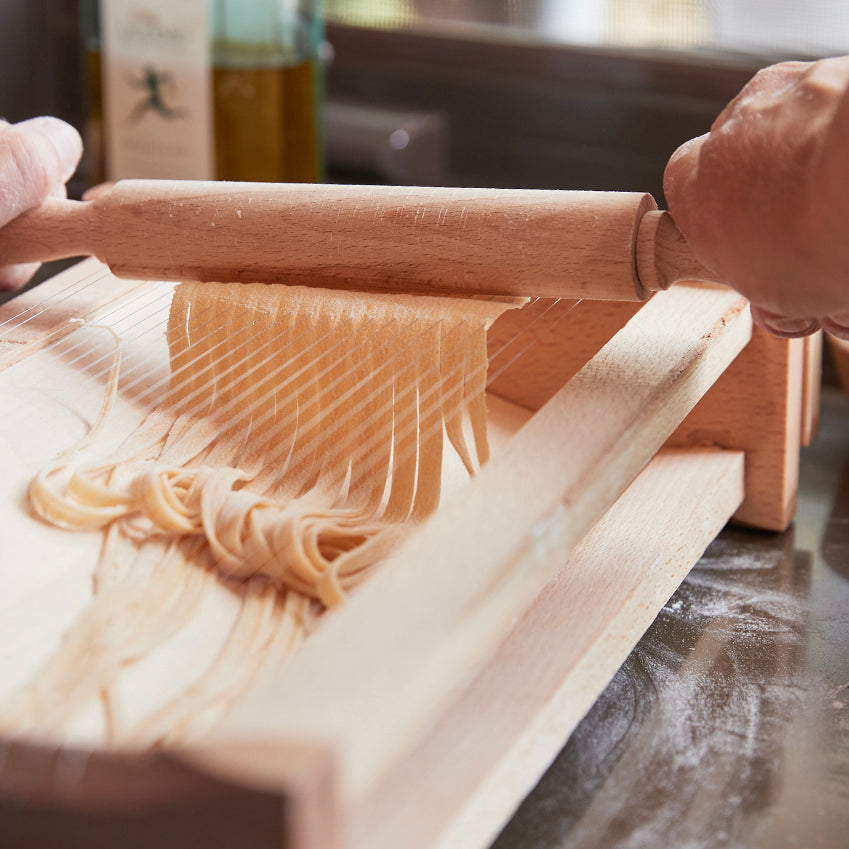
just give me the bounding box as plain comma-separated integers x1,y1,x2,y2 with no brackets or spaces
0,181,714,300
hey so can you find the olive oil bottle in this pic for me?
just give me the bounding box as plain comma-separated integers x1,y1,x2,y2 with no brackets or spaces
81,0,322,183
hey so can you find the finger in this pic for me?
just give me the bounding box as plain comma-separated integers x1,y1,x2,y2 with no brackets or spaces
0,117,83,230
799,55,849,95
750,60,809,91
82,181,115,202
0,262,40,292
49,181,69,200
662,133,706,236
730,61,810,113
0,178,72,289
0,176,75,290
750,305,820,339
822,313,849,341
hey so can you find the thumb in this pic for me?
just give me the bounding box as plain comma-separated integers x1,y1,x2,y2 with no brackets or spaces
0,117,83,230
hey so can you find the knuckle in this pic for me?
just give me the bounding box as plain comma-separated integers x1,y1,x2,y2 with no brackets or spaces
0,125,55,224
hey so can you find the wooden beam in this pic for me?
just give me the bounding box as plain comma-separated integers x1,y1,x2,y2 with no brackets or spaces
828,333,849,400
486,297,640,411
488,287,809,532
348,449,744,849
666,325,804,531
801,332,822,447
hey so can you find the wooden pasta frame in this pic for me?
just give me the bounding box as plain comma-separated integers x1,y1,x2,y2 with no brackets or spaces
0,259,818,849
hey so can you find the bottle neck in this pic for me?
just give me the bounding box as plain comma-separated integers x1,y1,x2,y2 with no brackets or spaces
211,0,322,68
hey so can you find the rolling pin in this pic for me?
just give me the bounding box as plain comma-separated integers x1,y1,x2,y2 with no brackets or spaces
0,181,715,300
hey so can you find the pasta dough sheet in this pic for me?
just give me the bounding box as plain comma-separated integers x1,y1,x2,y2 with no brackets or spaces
0,281,528,749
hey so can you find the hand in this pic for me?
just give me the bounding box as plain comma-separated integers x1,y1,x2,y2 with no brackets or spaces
0,117,83,291
664,57,849,340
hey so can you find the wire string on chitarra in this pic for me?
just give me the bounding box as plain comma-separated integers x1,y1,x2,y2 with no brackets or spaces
2,273,579,464
2,274,586,601
0,267,584,749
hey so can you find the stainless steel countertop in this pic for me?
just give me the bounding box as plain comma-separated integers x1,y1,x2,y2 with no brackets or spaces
493,385,849,849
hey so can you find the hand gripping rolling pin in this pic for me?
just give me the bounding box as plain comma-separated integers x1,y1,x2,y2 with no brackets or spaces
0,181,714,299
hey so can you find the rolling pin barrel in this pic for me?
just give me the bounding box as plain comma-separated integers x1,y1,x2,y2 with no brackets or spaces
0,181,715,300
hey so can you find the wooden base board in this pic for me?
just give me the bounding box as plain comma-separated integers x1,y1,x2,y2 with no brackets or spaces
0,739,334,849
0,259,162,366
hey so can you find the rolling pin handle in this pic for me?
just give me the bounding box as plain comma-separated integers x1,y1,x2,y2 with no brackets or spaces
0,196,94,266
636,209,719,292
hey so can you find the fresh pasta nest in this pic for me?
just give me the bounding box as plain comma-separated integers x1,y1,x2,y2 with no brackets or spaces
7,282,520,745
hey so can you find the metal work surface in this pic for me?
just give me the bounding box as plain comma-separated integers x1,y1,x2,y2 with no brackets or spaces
493,385,849,849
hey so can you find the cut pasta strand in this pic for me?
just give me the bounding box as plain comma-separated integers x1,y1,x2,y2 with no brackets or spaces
5,281,523,747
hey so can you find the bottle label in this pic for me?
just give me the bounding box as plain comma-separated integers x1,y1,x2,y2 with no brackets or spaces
100,0,214,180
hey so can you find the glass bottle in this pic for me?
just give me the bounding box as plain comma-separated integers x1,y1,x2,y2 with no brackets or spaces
80,0,106,185
80,0,323,184
212,0,323,182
